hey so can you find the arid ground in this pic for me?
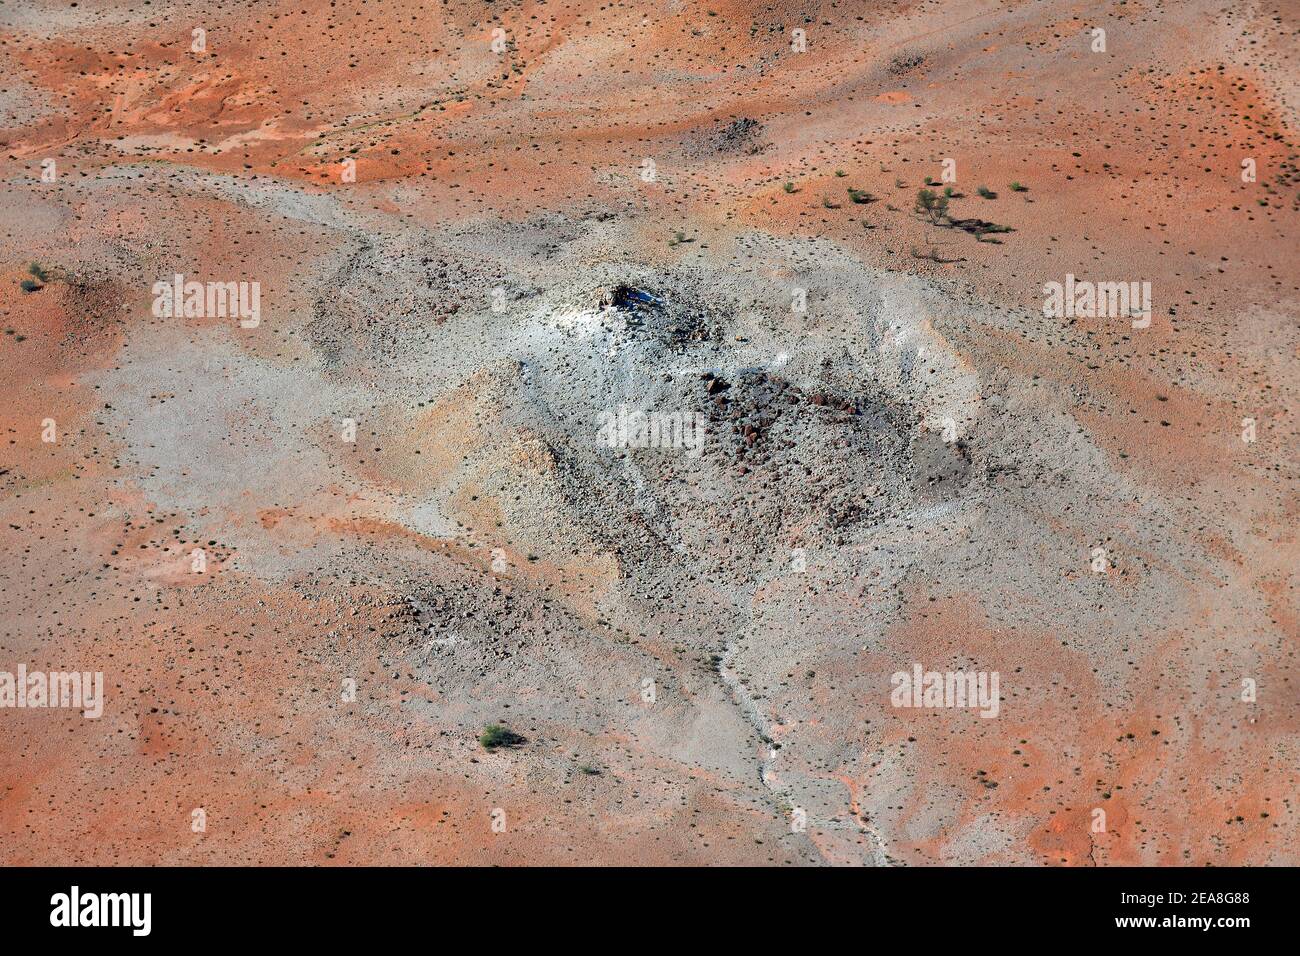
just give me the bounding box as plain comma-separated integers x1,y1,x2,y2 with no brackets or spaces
0,0,1296,865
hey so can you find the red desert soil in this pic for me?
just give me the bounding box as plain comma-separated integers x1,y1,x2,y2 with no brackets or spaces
0,0,1295,864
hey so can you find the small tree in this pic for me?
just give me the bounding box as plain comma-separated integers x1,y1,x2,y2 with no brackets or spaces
914,188,949,225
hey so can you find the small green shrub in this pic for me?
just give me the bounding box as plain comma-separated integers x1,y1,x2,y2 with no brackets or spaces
480,724,525,750
914,188,950,225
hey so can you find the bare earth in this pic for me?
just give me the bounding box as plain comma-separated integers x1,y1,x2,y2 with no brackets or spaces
0,0,1296,865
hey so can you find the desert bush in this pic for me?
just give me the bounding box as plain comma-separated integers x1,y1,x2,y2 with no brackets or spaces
480,724,525,750
914,188,950,225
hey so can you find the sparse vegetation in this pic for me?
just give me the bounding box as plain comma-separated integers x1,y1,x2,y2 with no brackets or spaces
914,188,950,225
910,244,963,263
0,0,1280,874
21,262,48,293
479,724,525,750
